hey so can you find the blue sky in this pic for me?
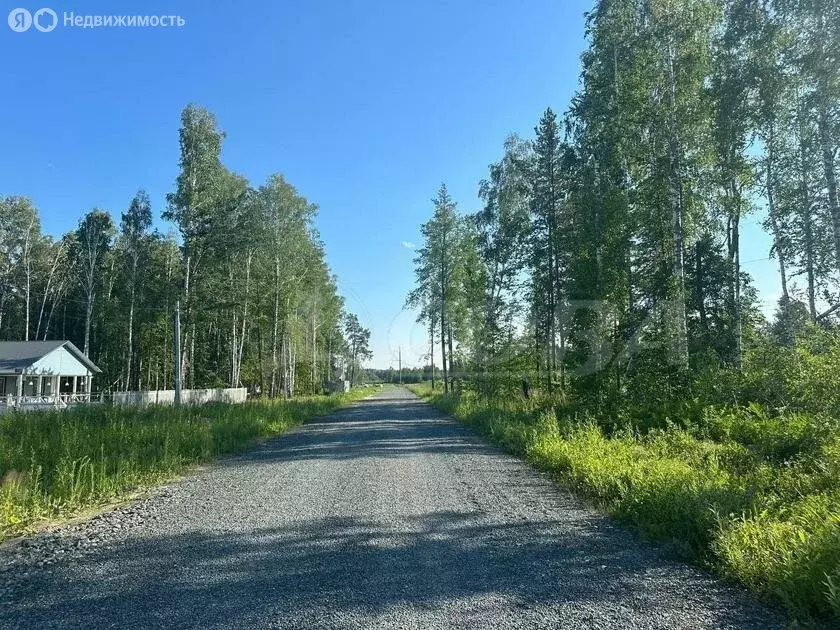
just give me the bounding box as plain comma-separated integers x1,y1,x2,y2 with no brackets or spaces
1,0,779,368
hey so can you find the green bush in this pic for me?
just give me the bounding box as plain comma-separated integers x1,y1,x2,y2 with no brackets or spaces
704,404,838,465
715,492,840,621
741,327,840,416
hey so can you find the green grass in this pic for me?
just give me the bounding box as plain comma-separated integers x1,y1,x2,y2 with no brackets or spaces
408,382,840,627
0,388,373,541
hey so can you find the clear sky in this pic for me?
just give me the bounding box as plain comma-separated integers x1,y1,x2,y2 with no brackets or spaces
1,0,779,368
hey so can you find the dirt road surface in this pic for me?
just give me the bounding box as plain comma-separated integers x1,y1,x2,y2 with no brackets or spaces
1,388,782,629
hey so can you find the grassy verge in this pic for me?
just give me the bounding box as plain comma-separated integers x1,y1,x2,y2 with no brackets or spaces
408,382,840,627
0,387,374,541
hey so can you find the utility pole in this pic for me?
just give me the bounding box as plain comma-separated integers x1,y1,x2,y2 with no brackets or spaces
174,300,182,406
398,346,402,385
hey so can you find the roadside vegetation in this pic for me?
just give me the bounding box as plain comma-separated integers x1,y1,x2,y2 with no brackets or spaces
0,388,372,541
406,1,839,625
409,335,840,626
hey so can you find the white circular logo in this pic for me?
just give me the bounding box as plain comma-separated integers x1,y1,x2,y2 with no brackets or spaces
8,8,32,32
33,7,57,32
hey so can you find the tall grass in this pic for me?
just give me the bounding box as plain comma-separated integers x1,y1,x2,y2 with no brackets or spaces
409,382,840,626
0,388,372,540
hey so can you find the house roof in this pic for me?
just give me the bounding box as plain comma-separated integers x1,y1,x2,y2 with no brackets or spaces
0,341,101,374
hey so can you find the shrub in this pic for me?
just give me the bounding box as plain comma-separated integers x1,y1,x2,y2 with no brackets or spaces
715,493,840,622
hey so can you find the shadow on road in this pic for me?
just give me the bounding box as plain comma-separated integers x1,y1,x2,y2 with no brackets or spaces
6,510,755,628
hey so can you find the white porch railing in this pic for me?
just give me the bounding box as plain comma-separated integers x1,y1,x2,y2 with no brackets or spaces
0,393,94,409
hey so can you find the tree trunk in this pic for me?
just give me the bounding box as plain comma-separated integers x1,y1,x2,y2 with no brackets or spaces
181,254,191,386
271,257,281,397
766,129,789,301
800,113,818,322
257,324,266,396
22,216,36,342
43,281,64,340
125,253,139,391
106,256,116,301
326,334,333,389
36,243,63,340
126,294,135,390
188,322,196,389
666,39,689,368
279,333,286,396
818,109,840,278
230,298,238,387
235,252,251,387
447,324,454,388
814,12,840,280
311,308,317,394
429,318,436,390
803,208,817,322
24,261,31,341
84,287,93,356
547,203,556,395
440,302,448,393
696,241,709,338
288,333,296,397
728,189,742,368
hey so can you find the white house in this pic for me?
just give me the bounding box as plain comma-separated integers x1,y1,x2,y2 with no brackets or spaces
0,340,101,410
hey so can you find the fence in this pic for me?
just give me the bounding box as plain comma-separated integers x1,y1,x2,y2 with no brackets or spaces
112,387,247,407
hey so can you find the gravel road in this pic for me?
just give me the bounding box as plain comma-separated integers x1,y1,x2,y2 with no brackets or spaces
1,388,783,629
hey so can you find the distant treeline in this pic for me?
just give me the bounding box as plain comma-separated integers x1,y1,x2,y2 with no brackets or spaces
0,105,372,395
408,0,840,401
365,367,435,384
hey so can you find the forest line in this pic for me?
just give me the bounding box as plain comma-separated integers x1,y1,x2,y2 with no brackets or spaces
0,105,372,395
410,0,839,399
408,0,840,623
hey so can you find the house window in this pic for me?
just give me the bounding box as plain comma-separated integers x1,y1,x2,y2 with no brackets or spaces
24,378,37,396
42,378,52,395
0,377,6,395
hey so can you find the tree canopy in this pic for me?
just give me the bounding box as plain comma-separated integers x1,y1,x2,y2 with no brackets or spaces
0,105,369,396
409,0,840,409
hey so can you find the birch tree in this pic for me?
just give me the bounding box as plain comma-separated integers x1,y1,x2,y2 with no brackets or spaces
74,210,114,356
119,190,152,390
